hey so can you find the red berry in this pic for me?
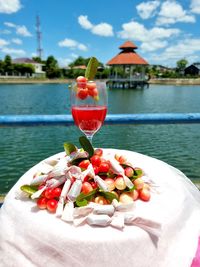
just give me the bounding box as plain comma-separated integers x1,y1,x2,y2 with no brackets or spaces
78,159,90,169
139,188,151,201
89,88,98,97
76,76,87,89
98,162,109,173
90,155,101,167
83,175,89,182
76,76,87,83
90,181,98,189
124,167,134,178
93,166,99,175
87,81,96,90
46,199,58,213
94,148,103,157
52,187,62,198
37,197,47,210
44,188,54,199
81,182,93,194
132,189,139,201
77,88,88,100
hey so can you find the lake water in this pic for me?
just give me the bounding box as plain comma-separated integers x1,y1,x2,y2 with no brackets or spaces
0,83,200,194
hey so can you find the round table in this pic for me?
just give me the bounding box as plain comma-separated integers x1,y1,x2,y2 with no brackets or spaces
1,149,200,267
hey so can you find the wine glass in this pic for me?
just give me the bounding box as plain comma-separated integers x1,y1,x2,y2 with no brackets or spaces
71,80,107,144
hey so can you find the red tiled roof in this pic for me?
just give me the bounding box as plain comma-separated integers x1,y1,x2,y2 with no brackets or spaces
107,51,148,65
13,58,38,64
119,40,138,49
107,40,148,65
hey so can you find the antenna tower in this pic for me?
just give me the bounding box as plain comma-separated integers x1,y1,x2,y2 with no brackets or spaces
36,15,43,59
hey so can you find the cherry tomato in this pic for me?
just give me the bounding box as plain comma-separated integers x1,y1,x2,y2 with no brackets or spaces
98,162,109,173
77,88,88,100
90,155,101,167
37,197,47,210
78,159,90,169
44,188,54,199
81,182,93,194
46,199,58,213
52,187,62,198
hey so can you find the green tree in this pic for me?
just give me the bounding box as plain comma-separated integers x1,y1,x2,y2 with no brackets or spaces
4,55,13,74
45,56,61,78
68,56,89,67
13,63,35,76
0,59,4,74
32,57,43,63
176,59,188,72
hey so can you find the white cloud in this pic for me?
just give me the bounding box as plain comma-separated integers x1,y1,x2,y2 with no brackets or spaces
0,38,9,47
118,21,180,42
156,0,195,25
91,23,114,37
150,38,200,65
118,20,180,52
78,15,114,37
1,47,26,56
12,38,22,45
4,22,32,37
78,15,93,30
136,0,160,19
16,25,32,37
141,40,168,51
4,22,16,28
58,38,88,51
190,0,200,14
164,38,200,58
0,0,21,14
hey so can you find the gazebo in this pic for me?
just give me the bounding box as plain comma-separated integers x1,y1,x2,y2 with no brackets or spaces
106,41,149,88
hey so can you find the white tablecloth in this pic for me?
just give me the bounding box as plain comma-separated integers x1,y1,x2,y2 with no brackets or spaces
1,149,200,267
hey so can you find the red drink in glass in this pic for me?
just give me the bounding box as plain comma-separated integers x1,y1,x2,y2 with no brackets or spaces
72,105,107,136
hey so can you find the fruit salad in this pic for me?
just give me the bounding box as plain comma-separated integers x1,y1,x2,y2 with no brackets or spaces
21,136,151,216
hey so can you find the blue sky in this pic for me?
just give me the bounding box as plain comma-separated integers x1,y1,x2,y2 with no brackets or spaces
0,0,200,67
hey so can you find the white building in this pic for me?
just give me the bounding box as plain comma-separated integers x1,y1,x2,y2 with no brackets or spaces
13,58,46,78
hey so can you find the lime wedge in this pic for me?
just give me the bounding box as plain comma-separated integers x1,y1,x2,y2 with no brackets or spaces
64,142,77,156
85,57,99,80
20,185,38,195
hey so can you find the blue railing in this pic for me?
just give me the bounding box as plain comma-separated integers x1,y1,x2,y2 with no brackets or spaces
1,112,200,208
1,113,200,126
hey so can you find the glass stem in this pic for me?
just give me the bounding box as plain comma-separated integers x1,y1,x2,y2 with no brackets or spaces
85,134,93,145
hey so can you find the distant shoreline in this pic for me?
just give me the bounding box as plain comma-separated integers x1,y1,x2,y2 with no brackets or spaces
0,78,72,84
0,78,200,85
149,78,200,85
